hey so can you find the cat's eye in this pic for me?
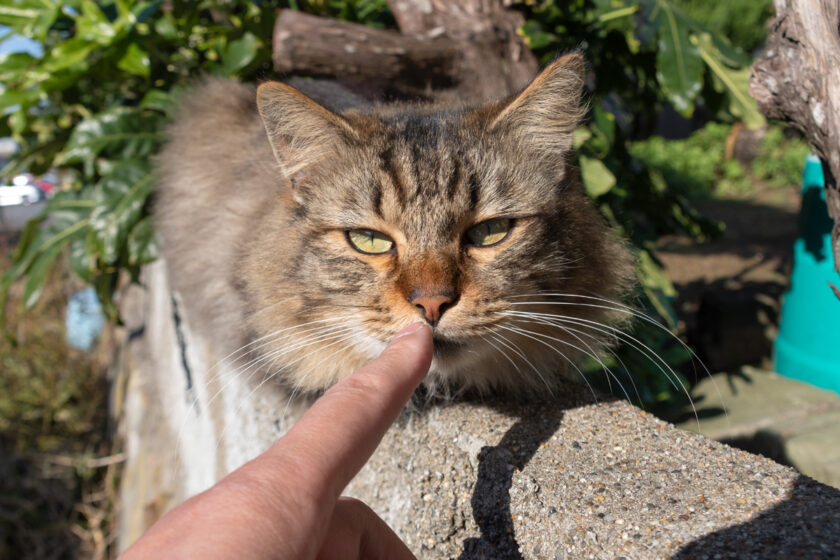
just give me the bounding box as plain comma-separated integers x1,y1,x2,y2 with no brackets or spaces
465,218,512,247
347,229,395,254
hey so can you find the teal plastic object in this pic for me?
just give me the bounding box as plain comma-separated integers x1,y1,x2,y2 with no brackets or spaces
773,155,840,394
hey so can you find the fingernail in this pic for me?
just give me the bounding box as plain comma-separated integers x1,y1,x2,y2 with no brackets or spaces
392,322,427,341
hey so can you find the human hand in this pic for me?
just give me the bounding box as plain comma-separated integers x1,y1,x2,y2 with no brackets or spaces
121,322,433,560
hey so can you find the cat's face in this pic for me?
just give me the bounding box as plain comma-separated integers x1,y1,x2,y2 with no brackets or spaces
242,54,633,395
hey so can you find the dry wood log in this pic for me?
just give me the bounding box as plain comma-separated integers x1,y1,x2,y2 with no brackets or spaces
272,10,460,97
386,0,538,98
750,0,840,280
272,1,538,103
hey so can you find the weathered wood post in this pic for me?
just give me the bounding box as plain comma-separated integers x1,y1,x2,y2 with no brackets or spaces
750,0,840,286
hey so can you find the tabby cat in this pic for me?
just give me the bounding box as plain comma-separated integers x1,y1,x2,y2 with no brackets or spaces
156,53,634,397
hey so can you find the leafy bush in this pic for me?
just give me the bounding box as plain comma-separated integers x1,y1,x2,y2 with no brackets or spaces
753,126,811,189
0,0,767,406
631,123,810,198
671,0,773,53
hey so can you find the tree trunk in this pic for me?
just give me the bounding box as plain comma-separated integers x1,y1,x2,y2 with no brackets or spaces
750,0,840,285
272,1,538,103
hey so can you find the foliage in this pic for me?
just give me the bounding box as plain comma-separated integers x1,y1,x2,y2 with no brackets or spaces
671,0,773,53
631,123,810,198
517,0,767,404
0,244,115,559
1,1,766,406
0,0,280,321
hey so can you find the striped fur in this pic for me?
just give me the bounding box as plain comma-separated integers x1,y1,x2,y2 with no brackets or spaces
156,54,634,396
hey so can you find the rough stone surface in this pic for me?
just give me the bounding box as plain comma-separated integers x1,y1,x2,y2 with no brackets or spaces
678,366,840,490
116,264,840,558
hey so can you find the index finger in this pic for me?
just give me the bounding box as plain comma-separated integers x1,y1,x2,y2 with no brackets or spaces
268,321,433,499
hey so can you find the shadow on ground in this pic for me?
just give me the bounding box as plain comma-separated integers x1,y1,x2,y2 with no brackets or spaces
674,475,840,559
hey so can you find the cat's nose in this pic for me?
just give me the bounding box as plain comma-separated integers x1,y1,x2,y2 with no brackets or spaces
410,294,454,326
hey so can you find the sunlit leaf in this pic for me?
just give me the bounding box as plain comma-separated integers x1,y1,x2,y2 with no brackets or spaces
652,0,703,115
0,52,37,82
127,216,158,267
57,107,166,171
637,248,678,330
695,34,765,129
41,38,95,74
23,241,67,309
580,155,617,198
88,160,154,264
518,21,555,50
220,32,259,75
117,43,150,78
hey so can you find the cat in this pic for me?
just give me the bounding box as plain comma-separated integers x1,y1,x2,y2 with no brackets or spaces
155,53,634,397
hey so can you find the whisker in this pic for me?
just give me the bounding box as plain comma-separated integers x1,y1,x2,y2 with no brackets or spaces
502,314,640,407
494,324,590,402
480,331,521,376
500,310,700,429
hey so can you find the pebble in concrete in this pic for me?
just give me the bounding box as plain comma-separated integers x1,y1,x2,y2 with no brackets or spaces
348,386,840,559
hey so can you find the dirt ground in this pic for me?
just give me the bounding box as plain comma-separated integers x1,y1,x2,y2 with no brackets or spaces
657,184,801,375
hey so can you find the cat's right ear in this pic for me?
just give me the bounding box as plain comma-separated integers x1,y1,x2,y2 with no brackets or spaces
256,82,359,180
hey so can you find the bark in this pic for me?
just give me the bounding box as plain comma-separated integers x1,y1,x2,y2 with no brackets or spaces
750,0,840,278
272,1,538,103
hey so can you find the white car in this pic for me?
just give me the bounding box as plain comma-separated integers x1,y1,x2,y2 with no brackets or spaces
0,175,47,233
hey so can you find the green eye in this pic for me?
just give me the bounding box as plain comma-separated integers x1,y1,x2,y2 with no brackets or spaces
347,229,395,254
465,218,511,247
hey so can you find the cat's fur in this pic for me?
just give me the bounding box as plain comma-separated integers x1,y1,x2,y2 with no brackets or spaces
156,53,634,396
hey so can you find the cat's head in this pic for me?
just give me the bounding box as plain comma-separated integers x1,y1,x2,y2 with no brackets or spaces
242,53,634,396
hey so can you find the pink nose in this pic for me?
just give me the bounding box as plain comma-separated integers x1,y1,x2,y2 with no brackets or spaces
410,294,454,326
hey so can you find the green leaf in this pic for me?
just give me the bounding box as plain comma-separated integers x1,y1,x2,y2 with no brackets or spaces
0,1,58,39
572,127,592,150
637,248,678,329
580,155,617,198
652,0,703,115
0,52,37,83
77,0,117,45
127,216,158,267
139,89,174,113
671,8,751,67
518,21,555,50
88,160,154,264
69,237,94,284
93,272,120,323
41,38,96,73
0,87,40,113
592,106,616,147
696,34,765,129
153,11,178,39
2,213,90,315
57,107,166,171
117,43,150,78
220,32,259,75
23,240,68,309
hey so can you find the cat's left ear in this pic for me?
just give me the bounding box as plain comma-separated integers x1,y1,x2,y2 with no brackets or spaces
487,53,587,158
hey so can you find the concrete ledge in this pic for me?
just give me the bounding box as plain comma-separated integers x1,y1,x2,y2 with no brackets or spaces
116,263,840,557
679,366,840,490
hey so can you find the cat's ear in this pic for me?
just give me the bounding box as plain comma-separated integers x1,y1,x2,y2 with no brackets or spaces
256,82,359,179
488,53,587,158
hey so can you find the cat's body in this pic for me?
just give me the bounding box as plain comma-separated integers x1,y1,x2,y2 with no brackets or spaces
156,54,634,397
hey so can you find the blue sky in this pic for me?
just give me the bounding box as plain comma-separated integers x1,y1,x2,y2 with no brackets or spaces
0,25,43,57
